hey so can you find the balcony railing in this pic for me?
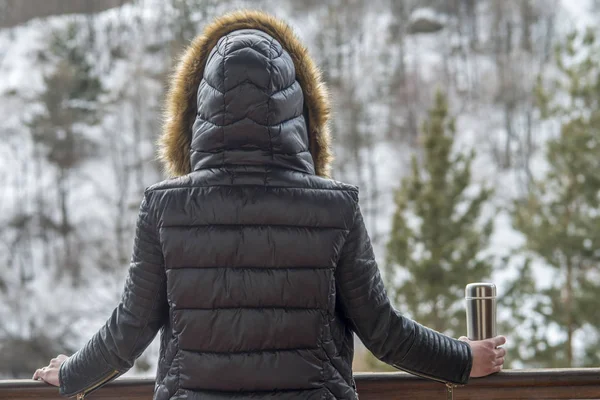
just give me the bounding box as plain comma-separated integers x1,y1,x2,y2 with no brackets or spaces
2,369,600,399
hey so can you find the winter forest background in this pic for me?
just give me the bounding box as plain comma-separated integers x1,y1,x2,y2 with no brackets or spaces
1,0,600,378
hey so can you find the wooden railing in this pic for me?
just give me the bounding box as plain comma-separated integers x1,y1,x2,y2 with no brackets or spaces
2,369,600,399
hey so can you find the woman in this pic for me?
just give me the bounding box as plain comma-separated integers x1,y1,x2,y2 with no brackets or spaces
34,10,505,399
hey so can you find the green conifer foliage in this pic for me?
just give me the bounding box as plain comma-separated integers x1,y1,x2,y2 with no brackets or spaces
513,28,600,367
385,91,494,337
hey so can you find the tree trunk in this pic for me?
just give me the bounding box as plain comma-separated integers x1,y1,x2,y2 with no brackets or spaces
520,0,533,52
464,0,478,50
108,118,128,268
566,258,574,367
57,167,76,282
503,104,513,168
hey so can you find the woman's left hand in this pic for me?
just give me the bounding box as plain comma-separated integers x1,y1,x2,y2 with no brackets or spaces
33,354,68,386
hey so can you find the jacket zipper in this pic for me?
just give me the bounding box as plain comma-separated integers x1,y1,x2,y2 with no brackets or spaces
74,369,120,400
392,364,459,400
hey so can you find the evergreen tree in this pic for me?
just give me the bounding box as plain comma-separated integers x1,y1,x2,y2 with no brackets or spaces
385,91,494,337
366,90,494,372
511,28,600,367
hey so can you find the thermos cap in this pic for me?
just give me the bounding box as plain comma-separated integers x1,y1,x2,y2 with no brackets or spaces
465,282,496,299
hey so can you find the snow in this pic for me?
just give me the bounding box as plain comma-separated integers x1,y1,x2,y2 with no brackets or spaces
409,7,447,29
561,0,594,30
0,0,598,377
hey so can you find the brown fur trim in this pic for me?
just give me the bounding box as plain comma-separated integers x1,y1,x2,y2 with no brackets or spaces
158,10,333,178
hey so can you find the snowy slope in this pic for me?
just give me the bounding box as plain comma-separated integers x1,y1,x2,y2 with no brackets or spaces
0,0,594,377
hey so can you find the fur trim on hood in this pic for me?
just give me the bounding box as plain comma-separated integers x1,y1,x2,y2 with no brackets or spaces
158,10,333,178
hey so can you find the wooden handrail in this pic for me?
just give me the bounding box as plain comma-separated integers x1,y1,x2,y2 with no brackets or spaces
2,369,600,399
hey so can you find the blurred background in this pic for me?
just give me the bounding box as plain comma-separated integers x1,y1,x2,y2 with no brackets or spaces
1,0,599,379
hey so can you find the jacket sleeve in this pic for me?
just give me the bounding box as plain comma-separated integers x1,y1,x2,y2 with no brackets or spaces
59,191,168,397
335,202,472,385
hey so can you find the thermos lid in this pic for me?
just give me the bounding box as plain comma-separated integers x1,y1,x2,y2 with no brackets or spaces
465,282,496,299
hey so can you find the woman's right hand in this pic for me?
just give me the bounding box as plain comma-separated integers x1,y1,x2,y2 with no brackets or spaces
458,335,506,378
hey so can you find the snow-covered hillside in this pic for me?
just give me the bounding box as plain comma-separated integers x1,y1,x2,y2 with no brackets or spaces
0,0,594,377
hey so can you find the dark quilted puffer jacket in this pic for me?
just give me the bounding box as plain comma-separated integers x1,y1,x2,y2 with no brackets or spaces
58,11,472,400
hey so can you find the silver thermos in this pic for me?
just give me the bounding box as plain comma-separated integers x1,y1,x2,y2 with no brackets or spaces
465,283,497,340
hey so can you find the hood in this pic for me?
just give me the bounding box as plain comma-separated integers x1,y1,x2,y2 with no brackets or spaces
158,10,333,178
